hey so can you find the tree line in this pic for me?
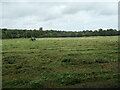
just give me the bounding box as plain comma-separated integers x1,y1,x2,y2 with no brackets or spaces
0,28,119,39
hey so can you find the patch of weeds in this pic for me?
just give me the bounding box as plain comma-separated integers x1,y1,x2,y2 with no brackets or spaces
56,71,117,86
32,65,52,72
61,57,81,65
41,66,49,70
86,48,95,51
67,53,78,56
70,49,76,51
28,52,35,54
43,48,47,50
8,61,14,64
13,46,18,48
76,49,81,51
15,67,29,74
10,44,13,46
58,72,81,85
28,77,47,88
95,59,109,63
82,60,93,64
53,42,57,45
61,58,71,63
57,72,95,85
4,65,11,69
109,51,118,54
16,65,22,69
2,52,5,55
3,78,29,87
3,56,15,64
59,50,64,52
30,47,36,49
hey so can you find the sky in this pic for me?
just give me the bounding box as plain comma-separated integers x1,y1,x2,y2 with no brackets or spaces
0,0,118,31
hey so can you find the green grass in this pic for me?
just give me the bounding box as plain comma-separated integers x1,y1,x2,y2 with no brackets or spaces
2,36,119,88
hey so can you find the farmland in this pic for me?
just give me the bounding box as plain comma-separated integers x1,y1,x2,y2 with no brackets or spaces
2,36,119,88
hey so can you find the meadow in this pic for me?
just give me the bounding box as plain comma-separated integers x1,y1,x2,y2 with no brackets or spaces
2,36,119,88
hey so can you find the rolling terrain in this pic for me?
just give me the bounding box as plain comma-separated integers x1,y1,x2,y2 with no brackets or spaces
2,36,119,88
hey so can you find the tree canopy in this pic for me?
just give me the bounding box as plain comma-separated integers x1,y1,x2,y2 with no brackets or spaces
1,28,119,39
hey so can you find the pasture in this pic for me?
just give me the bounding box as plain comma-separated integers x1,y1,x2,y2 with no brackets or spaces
2,36,119,88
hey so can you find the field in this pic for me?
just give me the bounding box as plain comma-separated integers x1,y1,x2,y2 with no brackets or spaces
2,36,119,88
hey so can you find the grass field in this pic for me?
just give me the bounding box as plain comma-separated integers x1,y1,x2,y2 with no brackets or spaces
2,36,120,88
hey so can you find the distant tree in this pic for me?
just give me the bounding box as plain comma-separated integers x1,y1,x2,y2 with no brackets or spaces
99,28,103,32
2,28,7,30
39,27,43,31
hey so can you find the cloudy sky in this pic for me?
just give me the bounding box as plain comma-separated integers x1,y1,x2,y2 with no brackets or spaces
1,1,118,31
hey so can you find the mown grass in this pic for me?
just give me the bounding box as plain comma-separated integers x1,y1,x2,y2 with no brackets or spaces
2,36,119,88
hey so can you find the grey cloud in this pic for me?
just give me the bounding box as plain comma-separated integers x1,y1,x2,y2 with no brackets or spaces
1,2,117,30
2,2,117,20
2,2,64,21
61,2,117,16
2,2,46,18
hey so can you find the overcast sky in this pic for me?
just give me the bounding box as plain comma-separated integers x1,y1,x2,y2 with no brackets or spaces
1,1,118,31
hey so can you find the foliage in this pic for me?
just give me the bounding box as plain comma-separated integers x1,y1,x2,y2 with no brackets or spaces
1,28,119,39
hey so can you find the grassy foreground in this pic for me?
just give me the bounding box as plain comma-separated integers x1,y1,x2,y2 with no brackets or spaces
2,36,119,88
